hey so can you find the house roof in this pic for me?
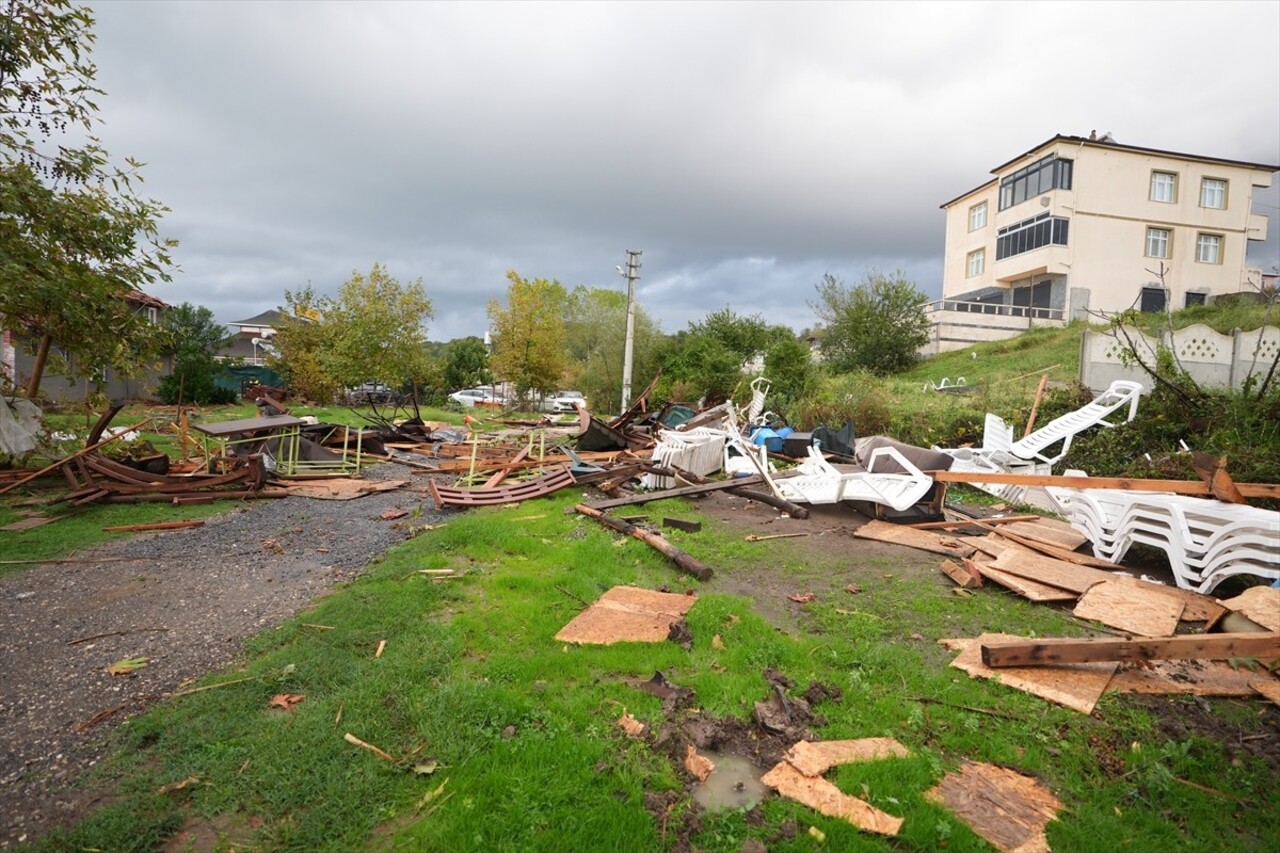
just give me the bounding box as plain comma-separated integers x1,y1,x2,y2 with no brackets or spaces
229,308,285,328
125,290,170,309
941,134,1280,210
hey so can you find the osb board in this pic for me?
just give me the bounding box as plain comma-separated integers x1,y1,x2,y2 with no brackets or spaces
285,479,408,500
971,534,1040,560
1250,679,1280,707
783,738,911,777
944,633,1116,714
976,564,1079,603
991,549,1111,594
1108,660,1271,697
1106,576,1226,625
760,760,903,836
1001,518,1089,551
1073,580,1184,637
1218,586,1280,632
925,761,1061,853
853,519,975,558
554,586,697,644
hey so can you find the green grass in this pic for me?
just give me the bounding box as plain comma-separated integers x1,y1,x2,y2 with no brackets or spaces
35,493,1280,852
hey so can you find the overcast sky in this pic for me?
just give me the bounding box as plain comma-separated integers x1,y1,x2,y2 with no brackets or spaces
86,0,1280,342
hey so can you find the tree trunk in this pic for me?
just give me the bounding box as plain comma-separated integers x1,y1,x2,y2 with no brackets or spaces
24,333,52,399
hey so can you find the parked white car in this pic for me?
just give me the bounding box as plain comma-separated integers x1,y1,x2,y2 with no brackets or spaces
449,388,504,407
548,390,587,413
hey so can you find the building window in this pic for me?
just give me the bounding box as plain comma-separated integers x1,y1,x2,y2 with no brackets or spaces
1184,292,1207,308
145,307,159,324
1195,233,1222,264
1150,171,1176,203
1140,286,1167,313
967,248,986,277
1200,178,1226,209
995,212,1070,260
1145,227,1171,259
998,155,1073,210
968,202,987,231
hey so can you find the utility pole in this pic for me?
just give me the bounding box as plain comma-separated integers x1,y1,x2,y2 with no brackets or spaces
618,249,642,412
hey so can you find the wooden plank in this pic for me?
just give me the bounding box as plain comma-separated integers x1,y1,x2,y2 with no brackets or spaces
942,633,1116,714
932,470,1280,500
1107,576,1226,625
1073,580,1185,637
554,585,697,644
939,559,981,589
760,761,903,836
972,522,1125,569
981,632,1280,667
1218,586,1280,632
998,517,1088,551
101,520,205,533
1251,679,1280,707
853,519,975,558
574,505,713,582
586,475,764,511
991,549,1111,594
907,515,1040,531
974,564,1078,602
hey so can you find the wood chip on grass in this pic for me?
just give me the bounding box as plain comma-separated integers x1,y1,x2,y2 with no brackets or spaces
925,761,1062,853
554,586,697,645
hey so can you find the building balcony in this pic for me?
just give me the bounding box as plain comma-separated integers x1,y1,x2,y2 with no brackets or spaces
920,298,1066,356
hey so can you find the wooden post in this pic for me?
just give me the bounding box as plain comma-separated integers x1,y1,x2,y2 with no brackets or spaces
574,504,712,582
24,333,52,399
1023,374,1049,437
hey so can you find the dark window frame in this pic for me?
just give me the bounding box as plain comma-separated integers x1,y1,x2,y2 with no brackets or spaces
995,212,1070,260
999,155,1073,211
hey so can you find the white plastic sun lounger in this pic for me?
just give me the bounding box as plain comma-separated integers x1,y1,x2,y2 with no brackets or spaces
642,427,728,489
768,445,934,512
1006,380,1144,465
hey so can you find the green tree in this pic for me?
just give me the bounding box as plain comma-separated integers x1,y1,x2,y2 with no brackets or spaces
443,337,492,390
270,265,434,403
1,0,176,397
156,303,235,405
563,286,661,413
811,270,930,375
487,271,567,400
687,308,775,362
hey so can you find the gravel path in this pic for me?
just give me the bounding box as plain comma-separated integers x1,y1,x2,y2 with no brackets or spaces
0,463,449,848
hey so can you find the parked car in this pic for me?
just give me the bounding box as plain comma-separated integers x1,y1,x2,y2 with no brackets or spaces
449,387,504,408
548,390,587,413
346,381,396,405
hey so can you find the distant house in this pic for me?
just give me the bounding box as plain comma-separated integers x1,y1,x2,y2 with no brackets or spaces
1,290,173,402
927,133,1278,354
219,309,286,366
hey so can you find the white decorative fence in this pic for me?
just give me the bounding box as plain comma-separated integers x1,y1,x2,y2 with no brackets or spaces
1079,324,1280,393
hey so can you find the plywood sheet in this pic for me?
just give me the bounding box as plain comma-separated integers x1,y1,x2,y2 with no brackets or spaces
944,633,1116,714
1108,660,1269,697
761,760,903,836
853,520,975,558
1095,576,1224,625
783,738,911,777
285,478,407,500
976,564,1079,603
1250,679,1280,707
1218,586,1280,632
991,549,1111,594
925,761,1061,853
1001,518,1089,551
554,586,697,644
1073,580,1184,637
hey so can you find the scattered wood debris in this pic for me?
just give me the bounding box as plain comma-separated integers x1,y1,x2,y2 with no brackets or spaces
1219,586,1280,632
1073,580,1184,637
925,761,1062,853
942,634,1116,715
853,519,975,558
554,586,697,645
684,745,715,783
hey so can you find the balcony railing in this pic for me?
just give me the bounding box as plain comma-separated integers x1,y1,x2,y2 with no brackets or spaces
924,298,1064,322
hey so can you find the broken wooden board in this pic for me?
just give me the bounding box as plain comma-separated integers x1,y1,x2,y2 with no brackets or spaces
1250,679,1280,707
1108,660,1274,697
1073,580,1185,637
925,761,1062,853
981,632,1280,667
760,760,903,836
939,559,981,589
991,549,1111,594
782,738,911,777
942,634,1116,714
554,586,697,644
1218,586,1280,633
0,514,59,531
974,564,1078,603
999,517,1089,551
1104,577,1224,625
285,479,408,500
853,519,975,558
429,465,576,508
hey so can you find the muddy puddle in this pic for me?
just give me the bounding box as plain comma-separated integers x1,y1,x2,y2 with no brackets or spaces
690,751,768,812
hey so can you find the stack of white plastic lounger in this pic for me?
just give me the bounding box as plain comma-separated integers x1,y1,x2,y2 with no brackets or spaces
641,427,729,489
936,380,1146,505
1046,486,1280,594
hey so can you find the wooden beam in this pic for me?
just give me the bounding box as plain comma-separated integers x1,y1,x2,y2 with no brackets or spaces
586,475,764,511
908,515,1040,530
981,632,1280,667
0,418,153,497
931,470,1280,500
573,504,712,581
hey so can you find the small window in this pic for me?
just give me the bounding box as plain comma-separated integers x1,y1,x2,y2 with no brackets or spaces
1195,233,1222,264
968,202,987,231
966,248,986,278
1150,171,1176,203
1145,227,1171,259
1184,292,1208,308
1200,178,1226,209
1140,286,1167,313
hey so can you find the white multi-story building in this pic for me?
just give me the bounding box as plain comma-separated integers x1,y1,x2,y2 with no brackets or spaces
928,133,1277,353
